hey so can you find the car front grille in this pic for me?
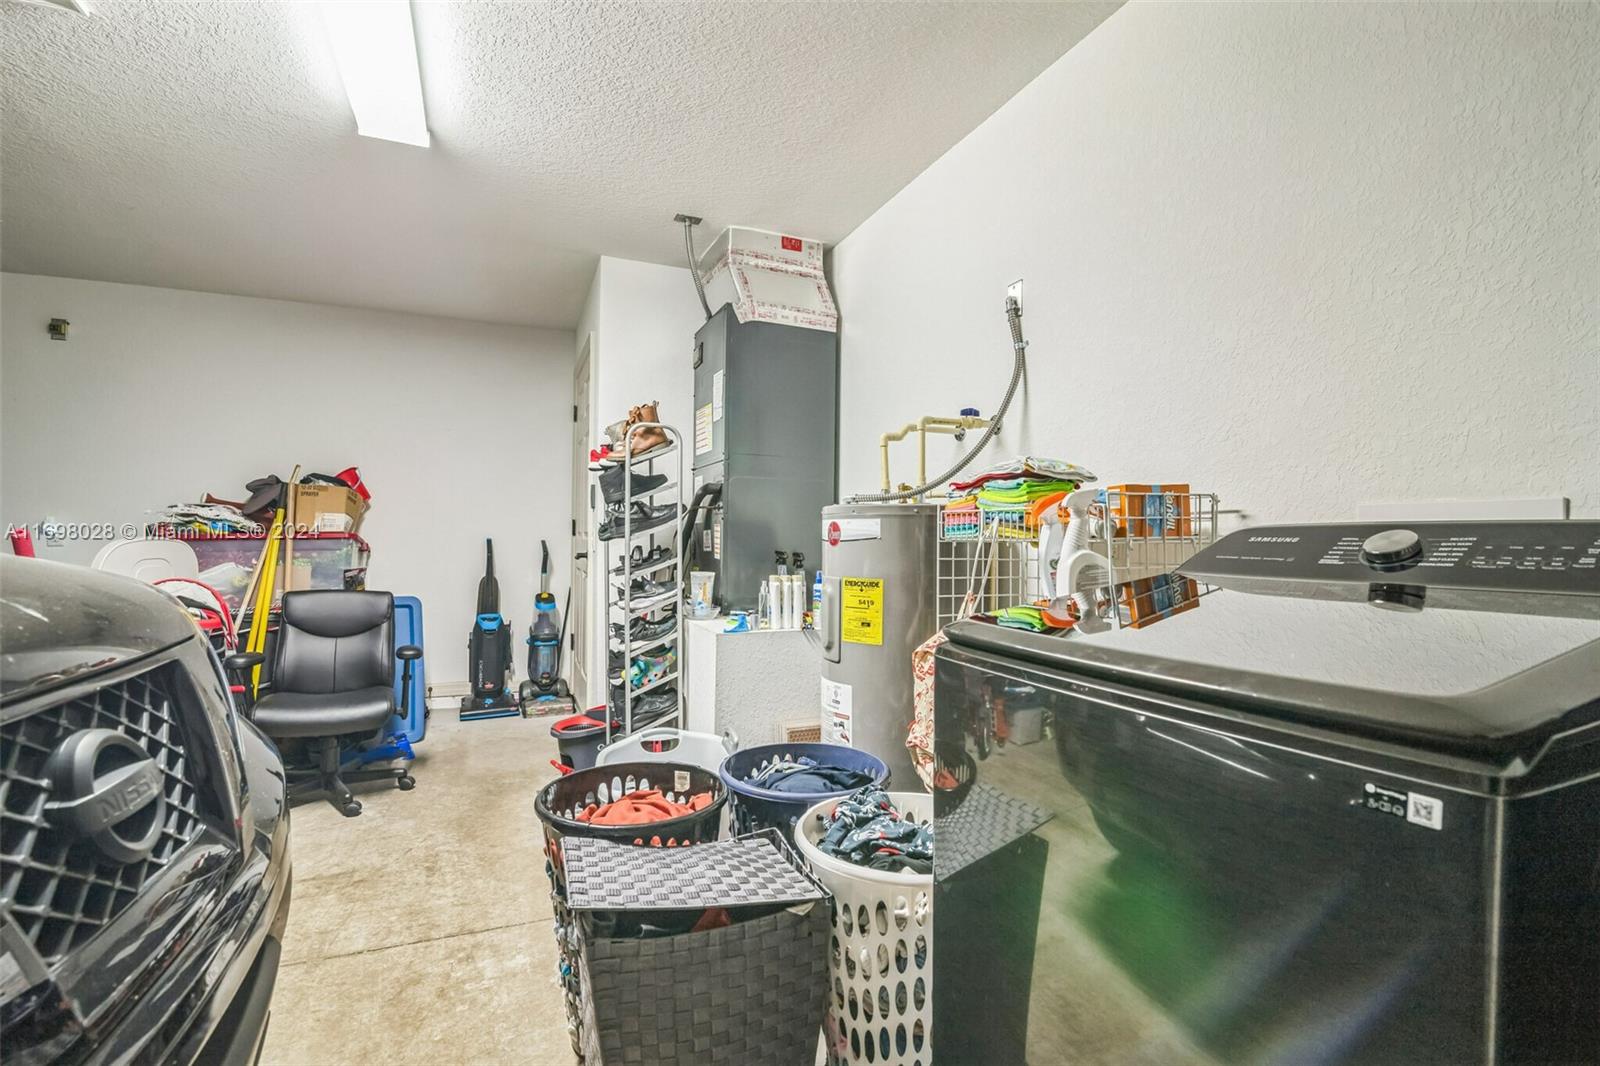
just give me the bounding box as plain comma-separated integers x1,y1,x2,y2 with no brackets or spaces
1,666,207,965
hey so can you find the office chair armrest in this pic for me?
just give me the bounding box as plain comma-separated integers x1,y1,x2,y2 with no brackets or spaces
395,646,422,718
224,651,264,677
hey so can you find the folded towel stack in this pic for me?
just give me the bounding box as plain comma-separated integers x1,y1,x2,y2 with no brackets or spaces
941,495,980,539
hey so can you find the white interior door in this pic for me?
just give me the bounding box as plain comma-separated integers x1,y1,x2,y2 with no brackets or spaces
570,338,592,703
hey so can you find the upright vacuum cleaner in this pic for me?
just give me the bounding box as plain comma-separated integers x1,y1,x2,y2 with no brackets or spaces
460,538,520,721
519,540,574,714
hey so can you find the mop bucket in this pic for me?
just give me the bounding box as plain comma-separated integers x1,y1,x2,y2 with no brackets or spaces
719,743,890,843
795,792,933,1066
550,714,610,772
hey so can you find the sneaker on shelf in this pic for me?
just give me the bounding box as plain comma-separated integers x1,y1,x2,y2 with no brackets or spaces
621,576,674,599
612,544,674,576
598,464,668,505
609,611,678,648
587,444,621,471
597,502,679,541
610,683,678,724
612,648,678,688
632,612,678,642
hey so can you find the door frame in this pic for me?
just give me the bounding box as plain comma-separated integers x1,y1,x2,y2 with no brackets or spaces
570,334,594,704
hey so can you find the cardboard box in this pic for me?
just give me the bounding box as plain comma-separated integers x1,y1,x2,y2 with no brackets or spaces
1101,483,1191,538
293,483,367,535
1117,573,1200,629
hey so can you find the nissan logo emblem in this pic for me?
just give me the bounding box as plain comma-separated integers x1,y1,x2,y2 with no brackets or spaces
43,728,167,864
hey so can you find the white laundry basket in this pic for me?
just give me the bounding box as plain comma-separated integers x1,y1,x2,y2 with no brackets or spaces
795,792,933,1066
594,726,735,776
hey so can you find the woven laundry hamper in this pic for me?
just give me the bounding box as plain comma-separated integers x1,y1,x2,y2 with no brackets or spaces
535,762,727,1060
795,792,933,1066
565,833,832,1066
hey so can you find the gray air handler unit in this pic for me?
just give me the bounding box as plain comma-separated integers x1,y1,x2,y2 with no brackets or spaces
687,227,839,611
818,503,939,789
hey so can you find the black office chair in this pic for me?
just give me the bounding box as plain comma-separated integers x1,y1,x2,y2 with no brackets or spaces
227,590,421,818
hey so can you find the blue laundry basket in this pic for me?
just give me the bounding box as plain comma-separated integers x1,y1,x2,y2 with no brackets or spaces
719,743,890,843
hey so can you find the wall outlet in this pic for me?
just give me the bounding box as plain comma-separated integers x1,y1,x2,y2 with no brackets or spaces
1007,278,1023,313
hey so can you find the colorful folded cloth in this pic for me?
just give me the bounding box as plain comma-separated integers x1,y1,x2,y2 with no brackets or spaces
994,605,1048,631
949,457,1097,494
976,479,1079,508
1028,491,1069,527
576,788,712,826
942,498,981,539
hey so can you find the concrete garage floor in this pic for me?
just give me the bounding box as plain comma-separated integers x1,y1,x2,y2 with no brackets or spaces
260,709,573,1065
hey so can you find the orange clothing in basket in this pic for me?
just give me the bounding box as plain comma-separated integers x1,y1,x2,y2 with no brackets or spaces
576,788,712,826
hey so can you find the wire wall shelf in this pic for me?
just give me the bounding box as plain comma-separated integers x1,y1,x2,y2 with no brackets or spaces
936,490,1221,629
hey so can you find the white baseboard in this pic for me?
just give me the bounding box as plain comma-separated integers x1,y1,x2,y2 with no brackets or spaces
427,681,470,703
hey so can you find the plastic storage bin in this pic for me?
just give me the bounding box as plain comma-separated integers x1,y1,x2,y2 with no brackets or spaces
391,595,427,743
796,792,933,1066
179,532,371,612
1006,706,1044,745
596,726,735,774
719,743,890,843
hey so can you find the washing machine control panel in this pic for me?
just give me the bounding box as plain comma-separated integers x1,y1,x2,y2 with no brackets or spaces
1183,521,1600,594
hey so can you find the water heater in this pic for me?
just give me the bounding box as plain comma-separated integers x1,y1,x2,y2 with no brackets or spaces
818,503,939,789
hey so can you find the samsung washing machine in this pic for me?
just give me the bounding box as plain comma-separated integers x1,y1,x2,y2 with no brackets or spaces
932,520,1600,1066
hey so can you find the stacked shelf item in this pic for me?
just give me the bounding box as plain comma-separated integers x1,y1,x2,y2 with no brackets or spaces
600,421,686,741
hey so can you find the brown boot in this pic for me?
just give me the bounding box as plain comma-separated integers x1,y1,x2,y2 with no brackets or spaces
629,401,668,455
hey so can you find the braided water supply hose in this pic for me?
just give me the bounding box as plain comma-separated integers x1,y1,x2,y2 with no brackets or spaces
845,296,1028,503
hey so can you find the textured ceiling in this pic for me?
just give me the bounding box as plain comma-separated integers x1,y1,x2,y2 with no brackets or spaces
0,0,1120,327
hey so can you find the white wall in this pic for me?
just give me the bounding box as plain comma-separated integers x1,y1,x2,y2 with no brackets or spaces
576,256,705,705
590,257,699,463
833,2,1600,520
0,273,574,685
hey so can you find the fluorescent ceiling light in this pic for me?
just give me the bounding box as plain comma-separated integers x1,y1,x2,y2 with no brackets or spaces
318,0,430,148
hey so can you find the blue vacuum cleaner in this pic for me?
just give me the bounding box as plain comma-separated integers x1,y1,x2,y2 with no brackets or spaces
460,538,520,721
519,540,575,714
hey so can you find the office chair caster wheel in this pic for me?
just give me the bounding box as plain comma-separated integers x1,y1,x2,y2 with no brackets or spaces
340,799,362,817
397,774,416,791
